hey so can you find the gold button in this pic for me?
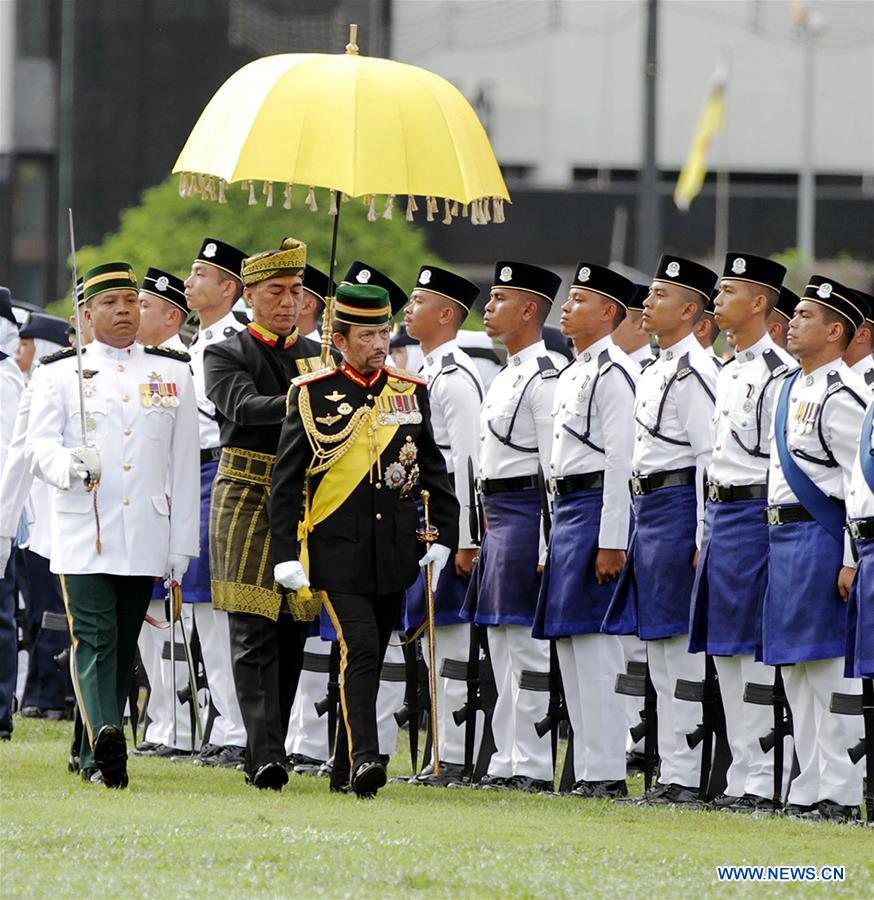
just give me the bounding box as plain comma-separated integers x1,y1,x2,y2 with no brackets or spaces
123,498,130,506
367,394,373,400
375,513,382,520
122,395,129,402
123,428,132,436
123,463,131,471
375,483,382,490
117,364,125,372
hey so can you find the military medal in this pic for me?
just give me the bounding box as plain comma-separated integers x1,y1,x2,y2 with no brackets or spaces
140,381,179,410
316,413,341,426
326,391,346,402
337,403,353,416
376,393,422,425
743,384,755,413
384,462,406,489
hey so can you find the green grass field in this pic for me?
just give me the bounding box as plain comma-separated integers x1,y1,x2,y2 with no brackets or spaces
1,718,871,898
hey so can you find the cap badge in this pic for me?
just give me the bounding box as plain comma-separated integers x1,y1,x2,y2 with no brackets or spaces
817,282,833,299
155,276,169,292
203,243,217,258
666,261,680,278
499,266,513,283
419,269,431,285
731,257,746,275
578,267,591,283
356,269,371,284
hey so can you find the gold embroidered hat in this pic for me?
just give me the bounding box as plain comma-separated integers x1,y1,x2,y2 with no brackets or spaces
241,237,307,286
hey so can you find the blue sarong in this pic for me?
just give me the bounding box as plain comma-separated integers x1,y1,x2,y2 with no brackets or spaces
846,536,874,678
762,513,845,665
601,483,697,640
461,489,542,627
533,487,619,638
688,497,768,656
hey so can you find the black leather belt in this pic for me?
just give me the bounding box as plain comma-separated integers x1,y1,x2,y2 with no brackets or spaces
764,505,814,526
477,474,538,495
549,472,604,495
200,447,222,464
847,517,874,541
706,482,768,503
629,467,695,497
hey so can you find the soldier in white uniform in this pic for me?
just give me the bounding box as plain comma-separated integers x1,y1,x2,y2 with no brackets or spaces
843,287,874,390
403,265,484,786
603,255,719,806
762,276,865,823
461,260,561,793
177,238,249,768
25,262,199,788
533,263,639,799
132,267,203,757
766,286,797,352
688,253,794,814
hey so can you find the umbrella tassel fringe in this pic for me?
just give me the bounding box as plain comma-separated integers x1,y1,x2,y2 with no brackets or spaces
450,201,459,217
305,186,318,211
342,192,351,203
178,173,187,198
483,198,491,224
426,196,435,223
410,196,419,212
470,201,480,225
493,198,505,223
283,183,293,209
442,199,452,225
462,203,469,218
383,194,394,220
218,179,227,204
329,190,338,216
405,196,414,222
367,195,377,222
248,182,257,205
264,181,274,207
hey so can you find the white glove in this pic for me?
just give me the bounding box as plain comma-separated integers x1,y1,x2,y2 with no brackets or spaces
419,542,451,591
274,560,310,591
168,553,191,583
69,445,101,486
0,537,11,576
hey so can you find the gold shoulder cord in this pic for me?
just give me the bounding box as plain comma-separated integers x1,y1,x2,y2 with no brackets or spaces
299,384,376,476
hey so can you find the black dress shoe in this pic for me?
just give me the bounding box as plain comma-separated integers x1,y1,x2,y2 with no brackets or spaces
351,761,387,797
644,783,700,806
571,779,628,799
93,725,127,771
413,762,466,787
251,762,288,791
723,794,780,816
476,774,514,791
783,802,818,819
203,745,246,768
287,752,324,770
317,756,334,778
0,730,12,741
506,775,554,794
709,792,743,811
801,800,861,824
82,766,128,789
130,741,158,756
19,706,45,719
190,743,221,765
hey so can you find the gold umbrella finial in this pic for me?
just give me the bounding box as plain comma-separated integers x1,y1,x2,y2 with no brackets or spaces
345,24,359,55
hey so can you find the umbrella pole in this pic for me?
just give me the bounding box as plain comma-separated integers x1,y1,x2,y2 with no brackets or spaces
320,201,342,367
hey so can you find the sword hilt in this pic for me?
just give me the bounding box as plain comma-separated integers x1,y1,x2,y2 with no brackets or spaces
417,489,440,545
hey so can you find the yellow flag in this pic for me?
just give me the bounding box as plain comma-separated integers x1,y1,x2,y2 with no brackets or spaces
674,60,728,212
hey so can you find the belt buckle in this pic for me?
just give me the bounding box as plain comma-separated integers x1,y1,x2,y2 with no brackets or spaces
766,507,780,526
631,475,644,496
476,478,484,494
707,483,719,503
849,521,862,540
548,477,558,494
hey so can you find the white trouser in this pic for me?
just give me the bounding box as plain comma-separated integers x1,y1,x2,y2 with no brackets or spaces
376,634,405,757
647,635,704,788
285,636,330,760
138,600,198,750
557,633,627,782
783,658,864,807
713,654,793,800
620,634,647,753
487,624,552,780
192,604,246,748
423,623,483,766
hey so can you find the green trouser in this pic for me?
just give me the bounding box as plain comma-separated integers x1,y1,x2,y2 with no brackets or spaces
60,573,153,771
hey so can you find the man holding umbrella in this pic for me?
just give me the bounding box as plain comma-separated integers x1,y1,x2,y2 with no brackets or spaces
270,278,459,798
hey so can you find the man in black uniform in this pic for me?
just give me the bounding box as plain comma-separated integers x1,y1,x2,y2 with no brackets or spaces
204,237,327,790
270,282,459,797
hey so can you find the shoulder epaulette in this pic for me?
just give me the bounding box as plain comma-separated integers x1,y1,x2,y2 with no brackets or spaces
144,345,191,363
825,370,844,394
675,352,693,380
384,365,427,385
865,369,874,387
597,349,612,375
536,356,559,378
291,366,336,388
761,348,788,376
440,353,458,373
0,350,7,362
640,356,657,371
39,346,78,365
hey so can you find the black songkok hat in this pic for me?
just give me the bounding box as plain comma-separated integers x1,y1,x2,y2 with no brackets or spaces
852,287,874,326
492,260,561,304
722,252,786,292
141,268,189,315
303,265,334,306
413,265,480,313
341,261,407,316
802,275,865,330
628,284,650,312
195,237,247,280
653,255,718,301
773,285,799,322
571,262,637,309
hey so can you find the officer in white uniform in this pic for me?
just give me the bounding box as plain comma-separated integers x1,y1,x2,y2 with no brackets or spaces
180,238,249,767
843,287,874,391
603,255,719,806
462,260,561,793
403,264,484,786
762,276,865,823
534,263,639,799
26,262,199,788
688,253,794,814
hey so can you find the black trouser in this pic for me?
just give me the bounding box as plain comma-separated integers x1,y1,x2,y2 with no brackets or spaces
322,591,403,789
227,611,307,776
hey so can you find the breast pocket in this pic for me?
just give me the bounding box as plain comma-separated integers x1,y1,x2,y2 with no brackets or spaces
143,403,178,442
71,401,109,442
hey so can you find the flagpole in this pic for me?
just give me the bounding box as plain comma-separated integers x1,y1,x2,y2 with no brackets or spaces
635,0,660,273
796,7,823,263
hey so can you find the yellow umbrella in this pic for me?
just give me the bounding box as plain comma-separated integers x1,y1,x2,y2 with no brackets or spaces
172,27,509,227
